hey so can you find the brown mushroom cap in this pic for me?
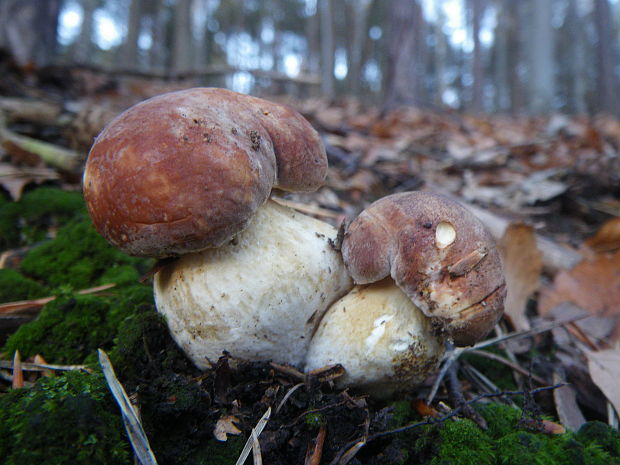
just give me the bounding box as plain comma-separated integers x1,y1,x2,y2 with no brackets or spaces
83,88,327,257
341,191,506,346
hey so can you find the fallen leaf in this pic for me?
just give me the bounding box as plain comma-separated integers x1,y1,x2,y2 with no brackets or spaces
0,163,60,200
213,415,242,441
538,250,620,340
584,349,620,417
498,223,543,331
552,371,586,432
583,217,620,254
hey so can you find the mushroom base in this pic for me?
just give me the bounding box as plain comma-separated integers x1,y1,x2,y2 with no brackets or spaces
153,200,353,369
305,279,445,397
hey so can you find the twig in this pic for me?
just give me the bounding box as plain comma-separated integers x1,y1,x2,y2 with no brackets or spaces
330,384,566,465
427,315,587,404
235,407,271,465
98,349,158,465
11,350,23,389
272,197,342,219
0,283,117,315
0,113,80,171
468,350,547,385
0,360,90,373
305,424,327,465
276,382,304,413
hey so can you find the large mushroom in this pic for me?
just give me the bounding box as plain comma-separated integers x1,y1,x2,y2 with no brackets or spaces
305,192,506,394
83,88,352,368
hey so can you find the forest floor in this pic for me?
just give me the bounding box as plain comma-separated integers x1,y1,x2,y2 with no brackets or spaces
1,55,620,464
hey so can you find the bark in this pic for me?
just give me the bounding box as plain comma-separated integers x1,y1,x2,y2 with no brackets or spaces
433,2,448,107
565,0,587,114
120,0,143,69
72,0,98,64
319,0,335,98
527,0,555,114
172,0,194,74
594,0,619,115
348,0,373,95
149,0,168,71
507,0,524,114
493,0,509,111
470,0,484,112
0,0,61,67
383,0,422,109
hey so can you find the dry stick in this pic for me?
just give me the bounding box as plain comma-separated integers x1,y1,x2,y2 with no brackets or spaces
272,196,342,219
329,384,566,465
0,360,90,373
0,283,117,315
11,350,23,389
235,407,271,465
0,122,80,171
426,315,588,404
98,349,158,465
468,349,547,385
305,424,327,465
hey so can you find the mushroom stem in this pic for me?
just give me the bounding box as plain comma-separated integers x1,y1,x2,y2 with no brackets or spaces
154,199,353,369
304,278,445,397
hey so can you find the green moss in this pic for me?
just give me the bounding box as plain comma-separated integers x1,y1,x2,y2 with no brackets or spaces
20,218,151,290
430,418,496,465
407,403,620,465
305,412,326,428
389,400,413,428
3,285,153,364
0,371,130,465
0,187,86,250
576,422,620,461
0,268,48,302
476,402,522,439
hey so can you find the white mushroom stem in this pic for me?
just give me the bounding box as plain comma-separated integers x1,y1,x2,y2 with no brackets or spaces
153,199,353,369
305,278,445,397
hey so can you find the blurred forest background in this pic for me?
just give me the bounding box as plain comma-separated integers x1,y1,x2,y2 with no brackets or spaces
2,0,620,115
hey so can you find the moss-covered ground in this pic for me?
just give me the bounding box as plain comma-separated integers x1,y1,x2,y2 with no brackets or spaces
1,186,619,464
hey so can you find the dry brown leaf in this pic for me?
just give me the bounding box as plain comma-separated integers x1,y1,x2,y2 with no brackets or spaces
0,162,60,200
538,250,620,340
213,415,242,441
584,349,620,417
498,223,543,331
584,217,620,254
552,371,586,431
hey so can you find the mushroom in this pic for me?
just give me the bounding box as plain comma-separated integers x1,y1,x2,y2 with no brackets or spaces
305,191,506,393
83,88,352,368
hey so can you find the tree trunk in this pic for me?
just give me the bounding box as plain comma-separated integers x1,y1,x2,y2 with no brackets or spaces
319,0,335,98
470,0,484,112
493,0,509,111
0,0,61,67
566,0,587,113
149,0,168,72
507,0,524,114
72,0,98,64
348,0,373,95
383,0,422,109
433,1,448,107
172,0,194,74
120,0,142,69
594,0,619,115
527,0,555,114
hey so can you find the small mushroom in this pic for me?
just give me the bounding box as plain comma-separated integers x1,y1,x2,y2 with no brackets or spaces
83,88,352,368
305,192,505,393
